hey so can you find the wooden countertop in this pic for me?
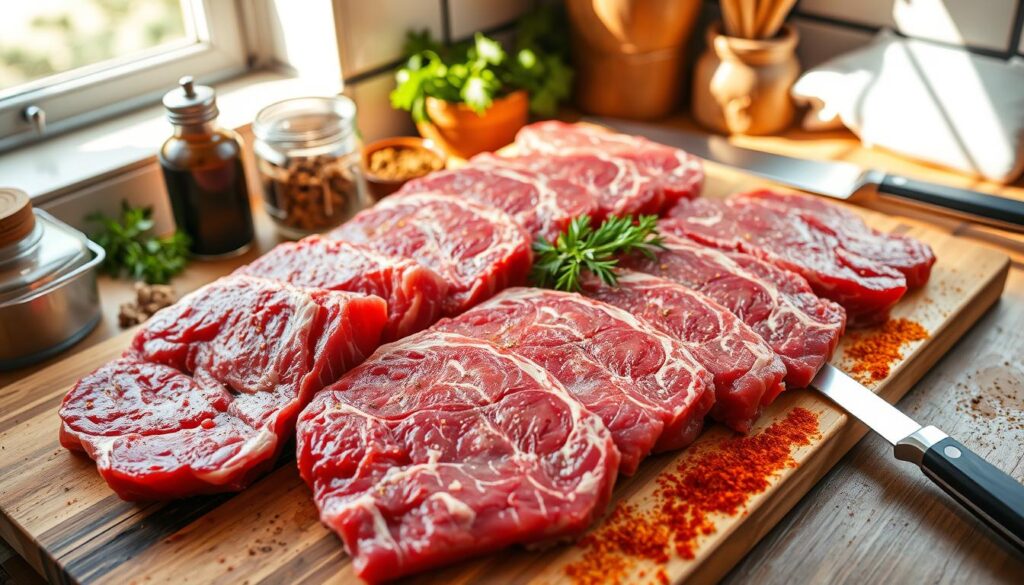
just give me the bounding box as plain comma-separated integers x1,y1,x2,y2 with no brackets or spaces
1,118,1022,584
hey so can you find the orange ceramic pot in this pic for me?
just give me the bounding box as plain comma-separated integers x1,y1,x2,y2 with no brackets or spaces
416,90,529,159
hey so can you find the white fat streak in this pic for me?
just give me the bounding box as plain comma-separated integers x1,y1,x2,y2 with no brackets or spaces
616,271,779,375
485,288,709,410
196,426,278,483
371,193,527,298
319,331,616,547
428,492,476,524
663,239,842,336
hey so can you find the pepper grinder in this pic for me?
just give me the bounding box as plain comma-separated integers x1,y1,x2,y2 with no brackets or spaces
159,76,255,258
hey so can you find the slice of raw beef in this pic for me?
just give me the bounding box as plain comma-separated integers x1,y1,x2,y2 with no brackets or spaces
330,193,532,316
236,235,448,341
397,164,597,240
297,330,619,582
582,271,787,433
662,192,934,324
737,190,936,287
434,287,715,474
621,234,846,388
512,120,705,208
471,151,668,218
59,276,387,500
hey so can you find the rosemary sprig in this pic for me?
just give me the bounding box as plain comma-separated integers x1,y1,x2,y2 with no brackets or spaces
530,214,665,292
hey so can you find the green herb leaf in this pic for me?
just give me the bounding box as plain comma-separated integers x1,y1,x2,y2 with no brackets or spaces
530,215,665,293
390,9,573,123
88,202,191,285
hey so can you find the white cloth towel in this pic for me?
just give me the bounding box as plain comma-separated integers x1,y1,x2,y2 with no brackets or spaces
792,30,1024,184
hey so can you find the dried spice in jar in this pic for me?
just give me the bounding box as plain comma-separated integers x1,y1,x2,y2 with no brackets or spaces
253,97,367,239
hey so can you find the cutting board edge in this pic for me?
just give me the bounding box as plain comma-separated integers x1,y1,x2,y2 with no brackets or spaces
680,252,1010,585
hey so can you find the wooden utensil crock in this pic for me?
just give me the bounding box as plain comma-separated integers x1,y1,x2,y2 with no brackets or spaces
692,22,800,135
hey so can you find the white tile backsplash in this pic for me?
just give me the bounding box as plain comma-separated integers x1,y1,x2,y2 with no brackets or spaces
799,0,1019,52
792,16,875,69
335,0,444,79
347,73,416,142
798,0,893,28
448,0,531,40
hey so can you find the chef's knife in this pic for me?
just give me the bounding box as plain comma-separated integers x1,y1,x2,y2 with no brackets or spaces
588,117,1024,232
812,364,1024,552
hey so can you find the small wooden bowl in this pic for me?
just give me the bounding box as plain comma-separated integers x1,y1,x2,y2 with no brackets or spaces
362,137,448,201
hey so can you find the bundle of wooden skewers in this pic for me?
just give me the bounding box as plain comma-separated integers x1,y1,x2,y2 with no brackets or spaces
720,0,797,39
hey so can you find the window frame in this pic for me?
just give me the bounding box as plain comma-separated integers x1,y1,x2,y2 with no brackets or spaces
0,0,248,153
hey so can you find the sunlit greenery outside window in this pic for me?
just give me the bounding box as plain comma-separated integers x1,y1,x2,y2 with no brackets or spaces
0,0,246,152
0,0,188,93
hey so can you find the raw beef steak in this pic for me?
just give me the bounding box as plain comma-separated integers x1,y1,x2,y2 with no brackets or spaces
738,190,936,287
512,121,705,208
472,151,669,218
330,193,532,316
435,287,715,474
662,192,934,324
582,271,787,433
59,276,387,500
398,165,597,240
621,234,846,388
237,236,448,341
297,331,619,582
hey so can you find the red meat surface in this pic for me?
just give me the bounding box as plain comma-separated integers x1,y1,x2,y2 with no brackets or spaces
434,287,715,475
397,165,597,240
236,236,448,341
296,331,619,582
59,276,387,500
739,190,936,287
330,193,532,316
582,271,788,433
663,192,934,324
471,151,670,218
512,121,704,209
621,234,846,388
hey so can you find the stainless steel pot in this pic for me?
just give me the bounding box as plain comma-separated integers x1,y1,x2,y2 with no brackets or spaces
0,208,105,370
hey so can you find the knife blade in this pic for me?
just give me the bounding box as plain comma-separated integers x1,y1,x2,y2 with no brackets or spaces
812,364,1024,552
587,117,1024,232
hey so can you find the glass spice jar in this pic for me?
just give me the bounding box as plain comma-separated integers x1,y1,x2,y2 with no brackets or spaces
252,96,367,239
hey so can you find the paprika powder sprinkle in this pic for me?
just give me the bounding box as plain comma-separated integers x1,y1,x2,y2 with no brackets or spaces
565,407,820,584
844,318,928,383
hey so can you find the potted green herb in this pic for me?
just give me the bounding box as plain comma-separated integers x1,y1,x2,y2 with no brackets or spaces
390,12,572,158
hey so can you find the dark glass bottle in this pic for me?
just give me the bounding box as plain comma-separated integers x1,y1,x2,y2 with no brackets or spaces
159,76,254,258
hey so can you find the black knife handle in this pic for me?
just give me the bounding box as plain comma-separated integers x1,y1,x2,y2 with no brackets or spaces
878,174,1024,227
920,436,1024,552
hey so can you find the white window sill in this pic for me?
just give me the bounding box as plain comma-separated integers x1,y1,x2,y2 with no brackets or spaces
0,69,340,205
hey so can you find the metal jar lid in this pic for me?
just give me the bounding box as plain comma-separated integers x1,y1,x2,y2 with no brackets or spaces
0,188,35,248
0,189,91,301
162,76,219,125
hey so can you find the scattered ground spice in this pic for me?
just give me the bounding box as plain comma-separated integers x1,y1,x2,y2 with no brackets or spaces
565,408,820,584
844,318,928,383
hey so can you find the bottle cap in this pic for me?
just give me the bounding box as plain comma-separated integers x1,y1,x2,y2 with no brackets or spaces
162,76,219,126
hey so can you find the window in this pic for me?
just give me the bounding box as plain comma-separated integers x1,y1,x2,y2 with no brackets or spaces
0,0,247,152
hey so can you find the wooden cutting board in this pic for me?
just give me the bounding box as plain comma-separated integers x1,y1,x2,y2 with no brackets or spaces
0,161,1010,585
